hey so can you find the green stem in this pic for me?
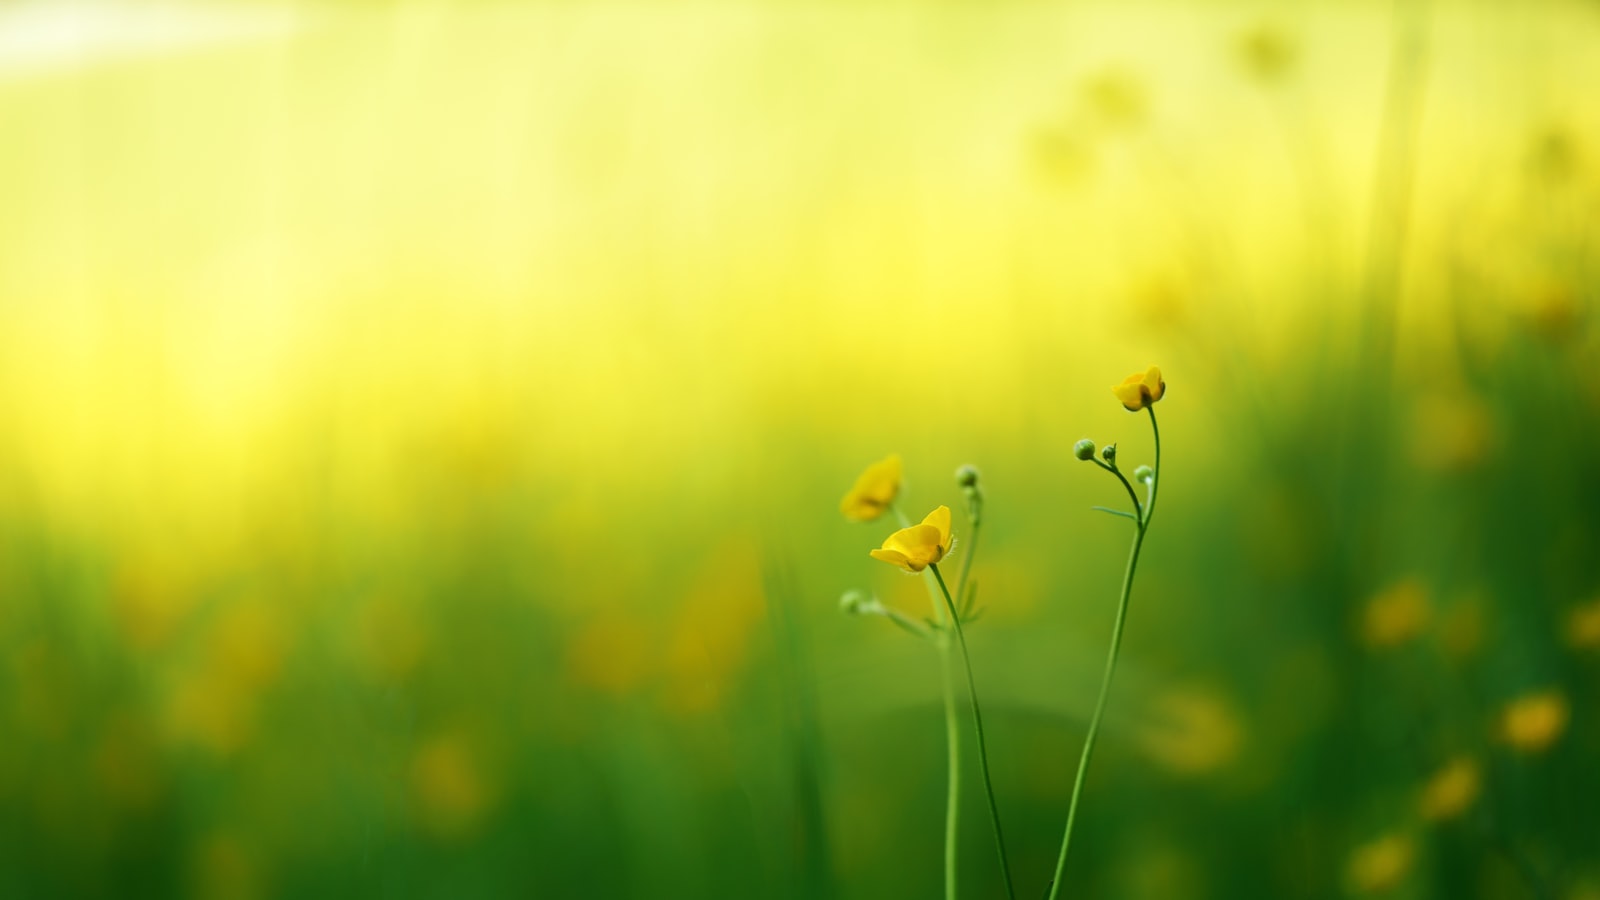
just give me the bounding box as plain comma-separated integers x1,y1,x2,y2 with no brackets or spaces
957,514,981,611
893,504,961,900
1046,407,1161,900
940,649,960,900
1045,522,1144,900
1091,459,1143,522
931,563,1017,900
1144,407,1161,527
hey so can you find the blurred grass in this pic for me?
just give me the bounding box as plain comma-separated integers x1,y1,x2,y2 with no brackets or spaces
1,0,1599,897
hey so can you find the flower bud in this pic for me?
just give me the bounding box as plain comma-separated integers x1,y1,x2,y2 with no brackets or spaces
1134,465,1155,485
1073,439,1097,461
954,464,981,489
1101,443,1117,463
840,590,870,615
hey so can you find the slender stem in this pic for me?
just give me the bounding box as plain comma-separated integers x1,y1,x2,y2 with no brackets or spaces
931,564,1017,900
1144,407,1161,527
956,515,981,616
1046,407,1162,900
1045,523,1144,900
940,650,960,900
893,504,961,900
1091,459,1143,522
880,606,934,640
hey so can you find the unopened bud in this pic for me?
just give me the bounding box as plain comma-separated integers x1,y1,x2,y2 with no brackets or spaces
954,464,981,489
1073,439,1097,461
1101,444,1117,463
1134,465,1155,485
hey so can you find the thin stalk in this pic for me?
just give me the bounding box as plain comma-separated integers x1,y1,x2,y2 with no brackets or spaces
956,513,981,610
893,504,962,900
931,563,1016,900
1046,407,1161,900
940,650,960,900
1091,459,1143,521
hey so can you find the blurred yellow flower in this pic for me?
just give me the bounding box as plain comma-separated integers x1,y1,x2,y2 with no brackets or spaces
411,733,494,839
1345,832,1415,893
1500,690,1569,753
870,505,951,573
1418,756,1481,822
1566,597,1600,650
840,453,903,522
1137,685,1243,776
1361,578,1430,649
1113,366,1166,412
1235,25,1298,83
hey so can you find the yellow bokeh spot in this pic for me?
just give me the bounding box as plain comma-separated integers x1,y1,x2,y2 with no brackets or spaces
1565,597,1600,650
1137,685,1244,777
1500,690,1569,754
410,734,493,839
1410,392,1495,473
347,593,429,684
1361,578,1430,649
191,833,262,900
1345,832,1415,894
565,614,655,697
94,713,164,813
1418,757,1481,822
839,453,902,523
661,537,766,716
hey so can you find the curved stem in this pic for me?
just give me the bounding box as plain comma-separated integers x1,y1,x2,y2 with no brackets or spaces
1091,459,1143,522
1047,407,1162,899
956,515,981,616
931,564,1017,900
1145,407,1161,527
1045,522,1145,900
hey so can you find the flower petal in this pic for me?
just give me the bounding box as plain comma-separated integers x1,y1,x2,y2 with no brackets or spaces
869,548,912,570
920,505,952,550
1142,365,1165,402
1112,379,1147,411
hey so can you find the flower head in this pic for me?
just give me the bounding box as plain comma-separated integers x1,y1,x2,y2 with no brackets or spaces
1113,365,1166,412
840,454,902,522
869,506,952,573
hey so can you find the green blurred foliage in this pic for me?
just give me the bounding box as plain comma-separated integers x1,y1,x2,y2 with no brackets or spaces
1,1,1599,898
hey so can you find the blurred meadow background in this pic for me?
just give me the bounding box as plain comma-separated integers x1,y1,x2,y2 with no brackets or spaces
2,0,1599,896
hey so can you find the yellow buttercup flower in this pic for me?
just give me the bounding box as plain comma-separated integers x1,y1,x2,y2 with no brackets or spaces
1112,365,1166,412
869,506,952,573
840,454,902,522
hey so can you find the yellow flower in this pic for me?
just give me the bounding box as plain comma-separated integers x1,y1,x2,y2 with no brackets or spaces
840,454,902,522
1360,578,1430,649
1112,365,1166,412
869,506,952,573
1418,756,1481,822
1345,832,1415,893
1566,597,1600,649
1500,690,1569,753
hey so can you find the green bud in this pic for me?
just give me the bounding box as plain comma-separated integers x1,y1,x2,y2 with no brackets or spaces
954,464,981,489
1101,443,1117,463
1073,439,1096,461
840,590,869,615
1134,465,1155,485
